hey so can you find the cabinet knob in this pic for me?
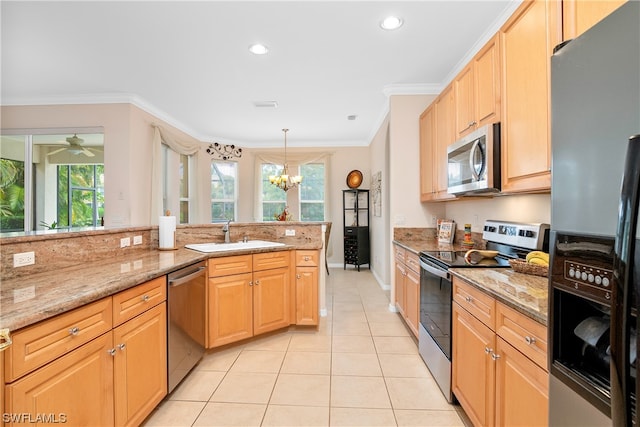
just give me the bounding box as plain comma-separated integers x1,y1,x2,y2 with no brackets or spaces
69,327,80,336
484,346,492,354
255,280,260,286
296,274,301,279
465,296,473,303
117,343,126,351
304,256,310,261
107,348,116,356
524,336,536,345
249,281,253,286
141,295,150,302
491,353,501,361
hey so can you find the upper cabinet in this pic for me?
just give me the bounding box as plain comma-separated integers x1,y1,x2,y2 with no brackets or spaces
419,105,436,201
562,0,627,39
499,0,561,193
455,33,501,139
434,84,457,201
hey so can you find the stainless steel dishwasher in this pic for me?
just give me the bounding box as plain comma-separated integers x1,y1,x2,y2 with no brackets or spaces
167,261,207,393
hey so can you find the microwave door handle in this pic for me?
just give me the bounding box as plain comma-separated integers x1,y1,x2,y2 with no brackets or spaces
469,140,482,181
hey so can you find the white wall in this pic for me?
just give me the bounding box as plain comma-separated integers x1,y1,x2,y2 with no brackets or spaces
368,116,390,286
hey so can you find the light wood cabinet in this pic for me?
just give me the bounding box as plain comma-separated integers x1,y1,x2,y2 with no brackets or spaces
419,105,436,201
295,250,319,326
562,0,626,39
455,33,501,139
4,278,167,427
433,84,457,201
208,252,291,348
500,0,561,193
452,277,548,427
393,244,420,337
113,302,167,427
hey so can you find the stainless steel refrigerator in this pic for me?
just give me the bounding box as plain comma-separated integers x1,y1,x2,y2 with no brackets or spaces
549,2,640,425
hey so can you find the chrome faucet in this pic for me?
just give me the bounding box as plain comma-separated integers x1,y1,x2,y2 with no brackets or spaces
222,220,231,243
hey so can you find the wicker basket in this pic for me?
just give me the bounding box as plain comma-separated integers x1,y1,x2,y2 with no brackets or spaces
509,259,548,277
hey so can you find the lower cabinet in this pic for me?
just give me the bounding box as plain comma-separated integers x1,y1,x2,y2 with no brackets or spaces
208,252,291,348
4,276,167,427
295,250,319,326
393,244,420,337
452,276,548,427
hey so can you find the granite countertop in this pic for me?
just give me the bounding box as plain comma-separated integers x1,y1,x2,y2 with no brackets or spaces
0,245,296,332
393,236,548,326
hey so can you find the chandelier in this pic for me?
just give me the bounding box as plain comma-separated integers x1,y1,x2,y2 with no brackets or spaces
269,128,302,192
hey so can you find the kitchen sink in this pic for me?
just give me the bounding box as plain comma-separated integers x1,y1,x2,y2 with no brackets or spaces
184,240,286,253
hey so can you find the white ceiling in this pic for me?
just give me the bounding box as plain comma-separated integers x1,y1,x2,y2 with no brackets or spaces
1,1,520,148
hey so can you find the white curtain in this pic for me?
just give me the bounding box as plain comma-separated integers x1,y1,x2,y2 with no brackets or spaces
253,151,333,223
150,124,203,224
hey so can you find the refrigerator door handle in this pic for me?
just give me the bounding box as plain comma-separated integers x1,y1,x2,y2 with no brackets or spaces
611,134,640,427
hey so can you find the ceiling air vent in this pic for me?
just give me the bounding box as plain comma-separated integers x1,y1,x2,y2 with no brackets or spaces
253,101,278,109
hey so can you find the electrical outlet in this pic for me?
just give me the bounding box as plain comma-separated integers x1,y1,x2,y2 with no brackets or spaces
285,229,296,236
13,251,35,267
133,235,143,245
120,237,131,248
431,215,437,226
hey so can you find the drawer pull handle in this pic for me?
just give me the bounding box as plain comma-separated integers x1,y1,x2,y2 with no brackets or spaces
69,327,80,336
304,256,310,261
0,328,12,351
107,348,116,356
525,336,536,345
491,353,501,361
118,343,126,351
141,295,150,302
484,347,492,354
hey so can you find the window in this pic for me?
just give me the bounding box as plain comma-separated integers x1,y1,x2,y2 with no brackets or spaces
299,163,325,221
211,161,237,221
259,160,326,222
0,131,104,233
261,163,286,221
162,146,193,224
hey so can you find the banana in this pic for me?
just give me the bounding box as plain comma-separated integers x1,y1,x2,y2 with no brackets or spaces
526,251,549,263
528,257,549,266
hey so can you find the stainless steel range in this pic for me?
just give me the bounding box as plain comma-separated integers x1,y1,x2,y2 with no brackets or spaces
418,220,550,402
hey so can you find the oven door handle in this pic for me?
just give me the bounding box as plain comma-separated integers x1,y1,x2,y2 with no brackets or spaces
419,259,450,280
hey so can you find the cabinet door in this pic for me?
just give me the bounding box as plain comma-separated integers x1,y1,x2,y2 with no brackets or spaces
208,273,253,348
562,0,626,39
434,84,457,200
452,303,496,427
5,332,114,427
455,64,475,137
404,268,420,338
296,266,318,325
495,337,548,427
419,105,436,201
501,0,561,193
394,262,406,316
253,267,291,335
474,33,501,127
113,302,167,427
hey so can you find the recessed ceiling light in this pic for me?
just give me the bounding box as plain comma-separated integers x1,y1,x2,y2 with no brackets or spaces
248,44,269,55
380,16,403,31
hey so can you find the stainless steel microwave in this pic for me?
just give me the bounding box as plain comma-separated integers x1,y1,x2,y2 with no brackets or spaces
447,123,501,195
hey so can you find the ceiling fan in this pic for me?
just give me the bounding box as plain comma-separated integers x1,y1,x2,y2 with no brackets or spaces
47,134,102,157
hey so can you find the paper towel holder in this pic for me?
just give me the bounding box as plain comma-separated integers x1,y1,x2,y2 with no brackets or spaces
159,211,178,251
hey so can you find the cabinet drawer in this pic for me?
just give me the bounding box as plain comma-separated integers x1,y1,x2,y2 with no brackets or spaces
496,302,548,371
5,297,112,382
113,276,167,327
296,250,319,267
394,245,406,263
405,251,420,274
453,277,496,330
208,254,252,277
253,251,290,271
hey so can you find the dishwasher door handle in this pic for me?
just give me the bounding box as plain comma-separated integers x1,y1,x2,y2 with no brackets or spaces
168,266,206,287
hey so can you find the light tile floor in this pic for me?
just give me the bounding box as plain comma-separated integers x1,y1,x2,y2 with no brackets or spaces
143,268,465,427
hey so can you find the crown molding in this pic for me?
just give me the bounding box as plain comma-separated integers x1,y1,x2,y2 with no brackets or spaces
382,83,443,97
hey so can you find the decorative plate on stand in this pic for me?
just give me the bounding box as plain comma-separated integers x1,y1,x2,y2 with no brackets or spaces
346,170,363,189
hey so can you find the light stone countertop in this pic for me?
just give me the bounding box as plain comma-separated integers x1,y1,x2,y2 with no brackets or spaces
0,245,295,332
393,236,548,326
